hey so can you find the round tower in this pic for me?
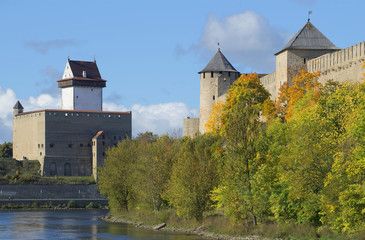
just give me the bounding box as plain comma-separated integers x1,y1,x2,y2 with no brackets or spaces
198,49,240,134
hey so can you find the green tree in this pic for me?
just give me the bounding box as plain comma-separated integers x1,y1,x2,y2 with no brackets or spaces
136,135,176,211
212,73,271,226
0,142,12,158
98,138,138,211
167,134,221,222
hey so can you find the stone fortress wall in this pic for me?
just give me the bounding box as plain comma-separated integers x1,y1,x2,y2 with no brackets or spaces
13,109,132,177
307,41,365,84
260,42,365,98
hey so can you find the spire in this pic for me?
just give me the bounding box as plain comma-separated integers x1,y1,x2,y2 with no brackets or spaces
13,100,24,110
275,21,340,55
198,49,238,73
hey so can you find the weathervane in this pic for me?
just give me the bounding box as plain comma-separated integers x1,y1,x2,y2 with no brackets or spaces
308,11,312,22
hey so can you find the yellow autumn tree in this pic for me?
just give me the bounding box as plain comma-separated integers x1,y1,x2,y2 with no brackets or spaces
205,101,224,134
276,70,321,121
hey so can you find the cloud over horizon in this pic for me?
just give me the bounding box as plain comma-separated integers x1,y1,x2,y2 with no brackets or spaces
179,11,290,73
0,86,198,143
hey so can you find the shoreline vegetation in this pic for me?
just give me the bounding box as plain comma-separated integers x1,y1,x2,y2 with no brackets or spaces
98,72,365,240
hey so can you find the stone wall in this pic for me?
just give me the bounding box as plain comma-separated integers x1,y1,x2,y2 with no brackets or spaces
183,118,199,137
260,72,276,100
307,41,365,84
0,184,104,199
0,184,107,205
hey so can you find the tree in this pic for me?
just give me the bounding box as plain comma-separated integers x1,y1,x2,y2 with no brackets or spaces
136,135,176,211
212,73,271,226
167,134,221,222
98,138,138,211
276,70,321,121
0,142,12,158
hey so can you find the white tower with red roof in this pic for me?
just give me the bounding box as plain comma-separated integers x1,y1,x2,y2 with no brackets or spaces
57,59,106,111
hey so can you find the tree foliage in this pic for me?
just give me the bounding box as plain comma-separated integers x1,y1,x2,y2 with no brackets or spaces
167,134,221,222
0,142,12,158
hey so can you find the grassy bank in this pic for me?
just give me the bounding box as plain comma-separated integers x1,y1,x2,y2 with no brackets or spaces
107,209,365,240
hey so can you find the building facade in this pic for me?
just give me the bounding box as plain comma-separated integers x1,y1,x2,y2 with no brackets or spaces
183,20,365,137
13,59,132,179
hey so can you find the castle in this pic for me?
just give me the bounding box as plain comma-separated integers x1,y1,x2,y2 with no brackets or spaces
183,20,365,137
12,59,132,179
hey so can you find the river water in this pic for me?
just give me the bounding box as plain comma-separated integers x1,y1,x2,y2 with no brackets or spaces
0,209,207,240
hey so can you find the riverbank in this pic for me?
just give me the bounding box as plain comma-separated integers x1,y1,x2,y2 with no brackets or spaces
100,215,274,240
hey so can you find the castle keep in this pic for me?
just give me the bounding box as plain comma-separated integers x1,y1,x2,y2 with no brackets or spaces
13,59,132,179
183,20,365,137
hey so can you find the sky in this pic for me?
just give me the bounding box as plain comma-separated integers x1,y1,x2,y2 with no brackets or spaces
0,0,364,142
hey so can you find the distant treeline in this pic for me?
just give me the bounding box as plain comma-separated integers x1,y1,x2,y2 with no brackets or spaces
98,71,365,237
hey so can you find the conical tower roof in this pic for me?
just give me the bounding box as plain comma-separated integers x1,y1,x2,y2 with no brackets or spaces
275,21,340,55
13,100,24,110
199,49,239,73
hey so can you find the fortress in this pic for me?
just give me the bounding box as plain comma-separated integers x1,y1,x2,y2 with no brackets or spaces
12,59,132,179
183,20,365,137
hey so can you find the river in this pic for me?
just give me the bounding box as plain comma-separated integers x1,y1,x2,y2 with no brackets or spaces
0,209,207,240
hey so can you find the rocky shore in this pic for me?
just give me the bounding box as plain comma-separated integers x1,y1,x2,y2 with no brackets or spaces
100,215,276,240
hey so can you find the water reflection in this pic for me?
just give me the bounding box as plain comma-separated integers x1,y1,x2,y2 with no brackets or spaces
0,210,206,240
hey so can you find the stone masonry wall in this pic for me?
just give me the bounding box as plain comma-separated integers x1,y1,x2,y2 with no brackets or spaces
0,184,104,200
260,72,276,100
307,42,365,84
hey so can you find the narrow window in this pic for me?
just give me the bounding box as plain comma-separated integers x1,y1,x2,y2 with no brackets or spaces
213,95,215,100
87,143,91,147
114,136,116,140
38,144,40,148
228,72,231,77
50,144,54,148
102,135,105,139
68,144,73,148
203,73,205,78
80,143,84,147
102,141,105,146
219,71,222,74
211,72,214,78
304,58,306,64
40,152,42,156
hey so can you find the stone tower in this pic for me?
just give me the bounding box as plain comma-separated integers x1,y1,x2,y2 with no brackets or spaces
275,20,339,94
198,49,240,134
57,59,106,111
13,100,24,115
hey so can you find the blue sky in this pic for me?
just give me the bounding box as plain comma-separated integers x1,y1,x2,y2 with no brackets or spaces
0,0,363,142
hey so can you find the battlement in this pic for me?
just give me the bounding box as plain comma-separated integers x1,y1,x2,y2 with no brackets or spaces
307,42,365,77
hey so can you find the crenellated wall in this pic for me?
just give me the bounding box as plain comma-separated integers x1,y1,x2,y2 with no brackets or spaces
260,72,276,100
307,42,365,84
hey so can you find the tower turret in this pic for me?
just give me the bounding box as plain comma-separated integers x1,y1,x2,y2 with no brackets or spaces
57,59,107,111
198,49,240,134
13,100,24,116
274,20,340,96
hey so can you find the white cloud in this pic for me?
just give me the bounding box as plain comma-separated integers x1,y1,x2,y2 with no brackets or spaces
192,11,289,73
0,86,198,142
0,87,61,143
104,101,198,137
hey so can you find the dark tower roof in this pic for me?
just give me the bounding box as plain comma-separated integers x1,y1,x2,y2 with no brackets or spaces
275,21,340,55
57,59,106,88
199,49,239,73
13,100,24,110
